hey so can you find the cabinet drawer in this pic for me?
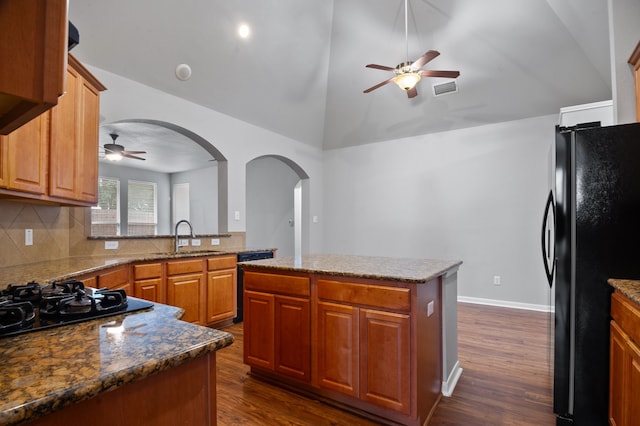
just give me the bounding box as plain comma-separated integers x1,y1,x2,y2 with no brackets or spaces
612,291,640,346
134,262,163,280
244,271,309,297
167,259,203,276
318,279,411,312
207,255,236,271
98,266,130,290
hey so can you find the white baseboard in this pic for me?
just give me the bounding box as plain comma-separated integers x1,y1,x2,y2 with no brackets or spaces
441,361,463,397
458,296,554,313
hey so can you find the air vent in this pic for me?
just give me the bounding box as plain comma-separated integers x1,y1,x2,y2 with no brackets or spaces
433,80,458,96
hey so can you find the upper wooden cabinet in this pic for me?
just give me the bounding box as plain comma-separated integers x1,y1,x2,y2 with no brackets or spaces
629,41,640,122
0,54,106,206
49,55,106,203
0,0,68,135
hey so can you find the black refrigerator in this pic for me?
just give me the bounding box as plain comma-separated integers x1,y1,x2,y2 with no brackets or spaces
542,122,640,425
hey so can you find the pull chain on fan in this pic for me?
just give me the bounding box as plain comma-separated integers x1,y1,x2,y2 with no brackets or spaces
363,0,460,99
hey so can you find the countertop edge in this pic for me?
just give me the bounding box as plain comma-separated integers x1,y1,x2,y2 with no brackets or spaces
609,278,640,306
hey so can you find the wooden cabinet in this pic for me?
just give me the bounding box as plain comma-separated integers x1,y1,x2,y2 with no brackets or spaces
133,262,165,304
629,41,640,122
609,291,640,426
317,279,411,415
205,256,237,325
167,259,205,325
0,0,67,135
0,114,48,194
243,272,311,382
0,54,105,206
49,55,105,203
242,269,442,426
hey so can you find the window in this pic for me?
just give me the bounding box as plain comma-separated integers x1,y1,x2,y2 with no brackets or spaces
128,180,157,236
91,177,120,236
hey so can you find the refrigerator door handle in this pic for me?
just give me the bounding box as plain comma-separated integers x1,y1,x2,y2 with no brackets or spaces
542,190,556,288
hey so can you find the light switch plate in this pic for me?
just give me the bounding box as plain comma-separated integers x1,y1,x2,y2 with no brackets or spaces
191,239,201,246
211,238,220,245
25,229,33,246
427,300,434,317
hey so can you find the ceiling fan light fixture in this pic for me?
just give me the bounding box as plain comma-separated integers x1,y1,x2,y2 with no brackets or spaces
393,72,421,91
105,151,123,162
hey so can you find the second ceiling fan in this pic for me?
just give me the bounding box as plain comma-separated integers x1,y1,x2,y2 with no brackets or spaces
363,0,460,99
104,133,146,161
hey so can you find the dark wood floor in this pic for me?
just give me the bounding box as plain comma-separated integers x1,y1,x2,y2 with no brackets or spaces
215,302,556,425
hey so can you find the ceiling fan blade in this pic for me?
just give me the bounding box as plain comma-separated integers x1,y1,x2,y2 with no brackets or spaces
363,78,394,93
121,150,146,155
420,70,460,79
123,153,146,161
412,50,440,70
407,87,418,98
366,64,396,72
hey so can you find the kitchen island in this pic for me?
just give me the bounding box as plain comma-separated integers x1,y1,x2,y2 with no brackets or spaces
0,301,234,426
239,254,461,426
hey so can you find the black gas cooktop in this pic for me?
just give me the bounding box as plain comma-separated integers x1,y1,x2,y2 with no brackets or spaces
0,280,153,338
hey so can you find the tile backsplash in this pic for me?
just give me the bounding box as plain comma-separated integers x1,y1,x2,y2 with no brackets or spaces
0,201,246,268
0,201,70,267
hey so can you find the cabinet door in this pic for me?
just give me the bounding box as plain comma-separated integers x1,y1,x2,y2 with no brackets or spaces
317,301,359,397
48,65,79,200
76,77,100,202
167,273,204,324
206,268,237,324
244,290,275,370
134,278,165,304
2,114,48,194
360,309,411,415
629,340,640,426
275,295,310,382
610,321,627,426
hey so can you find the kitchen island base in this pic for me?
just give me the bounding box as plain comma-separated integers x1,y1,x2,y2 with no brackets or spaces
240,254,461,426
23,353,217,426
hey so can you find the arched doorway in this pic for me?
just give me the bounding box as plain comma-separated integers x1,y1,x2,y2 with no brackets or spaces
246,155,309,257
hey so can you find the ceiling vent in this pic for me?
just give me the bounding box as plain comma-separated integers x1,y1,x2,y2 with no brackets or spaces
433,80,458,96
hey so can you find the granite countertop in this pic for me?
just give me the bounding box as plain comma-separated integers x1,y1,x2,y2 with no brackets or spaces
239,254,462,283
0,247,274,288
609,278,640,305
0,302,234,426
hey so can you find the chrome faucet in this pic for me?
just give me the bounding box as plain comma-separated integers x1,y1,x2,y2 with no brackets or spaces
174,219,195,252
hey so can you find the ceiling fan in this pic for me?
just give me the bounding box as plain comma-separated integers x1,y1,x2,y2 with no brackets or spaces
103,133,146,161
363,0,460,99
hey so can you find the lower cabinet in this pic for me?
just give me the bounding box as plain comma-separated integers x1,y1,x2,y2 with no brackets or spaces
133,262,165,304
166,258,206,325
244,272,311,383
205,257,237,325
243,270,441,426
609,292,640,426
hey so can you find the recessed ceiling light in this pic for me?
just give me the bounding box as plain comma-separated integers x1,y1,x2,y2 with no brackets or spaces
238,23,251,39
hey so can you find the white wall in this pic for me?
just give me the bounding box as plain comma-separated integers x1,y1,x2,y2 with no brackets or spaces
89,65,325,254
246,157,299,256
171,165,218,234
323,114,557,308
609,0,640,123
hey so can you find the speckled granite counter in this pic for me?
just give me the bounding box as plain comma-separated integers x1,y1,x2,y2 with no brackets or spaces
0,247,274,288
238,253,462,282
609,278,640,305
0,302,234,425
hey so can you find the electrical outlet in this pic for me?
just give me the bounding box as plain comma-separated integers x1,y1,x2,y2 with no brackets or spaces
105,241,118,250
234,211,240,221
211,238,220,245
191,239,201,246
25,229,33,246
179,239,189,247
427,300,434,317
493,275,501,286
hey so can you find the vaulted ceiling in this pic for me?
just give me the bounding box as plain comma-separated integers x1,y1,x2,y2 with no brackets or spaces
69,0,611,156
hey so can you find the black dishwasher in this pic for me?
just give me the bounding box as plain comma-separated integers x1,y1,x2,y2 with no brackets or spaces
235,250,274,323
